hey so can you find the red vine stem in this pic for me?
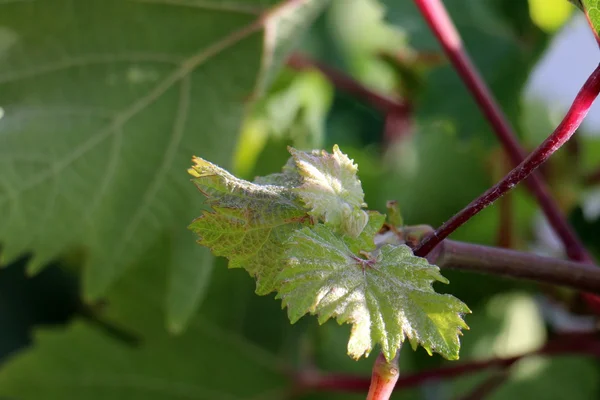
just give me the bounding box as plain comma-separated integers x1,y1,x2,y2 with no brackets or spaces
307,334,600,394
414,62,600,257
411,0,596,264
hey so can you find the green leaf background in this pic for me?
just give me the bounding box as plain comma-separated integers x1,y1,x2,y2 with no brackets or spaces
0,246,289,399
3,0,600,399
0,0,328,331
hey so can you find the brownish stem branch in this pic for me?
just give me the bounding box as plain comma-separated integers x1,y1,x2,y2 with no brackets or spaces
429,240,600,294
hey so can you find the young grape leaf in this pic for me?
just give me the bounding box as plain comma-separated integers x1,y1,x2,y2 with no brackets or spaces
188,157,308,295
276,224,470,361
290,145,369,237
344,211,386,254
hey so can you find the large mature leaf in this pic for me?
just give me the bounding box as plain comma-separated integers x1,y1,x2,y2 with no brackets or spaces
188,156,309,295
276,224,470,361
0,0,328,330
0,248,289,400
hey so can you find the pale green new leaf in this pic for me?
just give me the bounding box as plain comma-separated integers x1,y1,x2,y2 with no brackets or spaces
344,211,386,254
189,157,308,295
277,224,470,361
290,145,369,237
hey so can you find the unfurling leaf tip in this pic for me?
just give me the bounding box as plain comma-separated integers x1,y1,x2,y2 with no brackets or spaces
187,167,200,178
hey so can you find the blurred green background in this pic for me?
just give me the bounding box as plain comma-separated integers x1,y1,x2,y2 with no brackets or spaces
1,0,600,398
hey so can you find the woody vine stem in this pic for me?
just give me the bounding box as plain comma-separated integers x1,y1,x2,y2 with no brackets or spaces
287,0,600,399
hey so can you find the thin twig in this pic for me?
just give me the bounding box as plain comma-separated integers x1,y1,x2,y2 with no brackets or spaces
413,63,600,257
379,229,600,294
286,53,411,115
411,0,594,265
306,334,600,394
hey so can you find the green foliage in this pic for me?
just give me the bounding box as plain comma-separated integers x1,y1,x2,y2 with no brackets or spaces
234,68,334,177
188,156,308,295
278,224,469,361
2,1,599,398
344,211,387,253
0,255,288,399
189,146,469,361
0,0,328,331
290,145,369,236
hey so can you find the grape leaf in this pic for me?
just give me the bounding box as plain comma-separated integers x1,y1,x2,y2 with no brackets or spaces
0,0,328,331
188,157,309,295
344,211,386,254
276,224,470,361
290,145,369,237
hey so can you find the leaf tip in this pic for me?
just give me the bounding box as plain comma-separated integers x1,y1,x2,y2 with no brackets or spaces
187,167,200,178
